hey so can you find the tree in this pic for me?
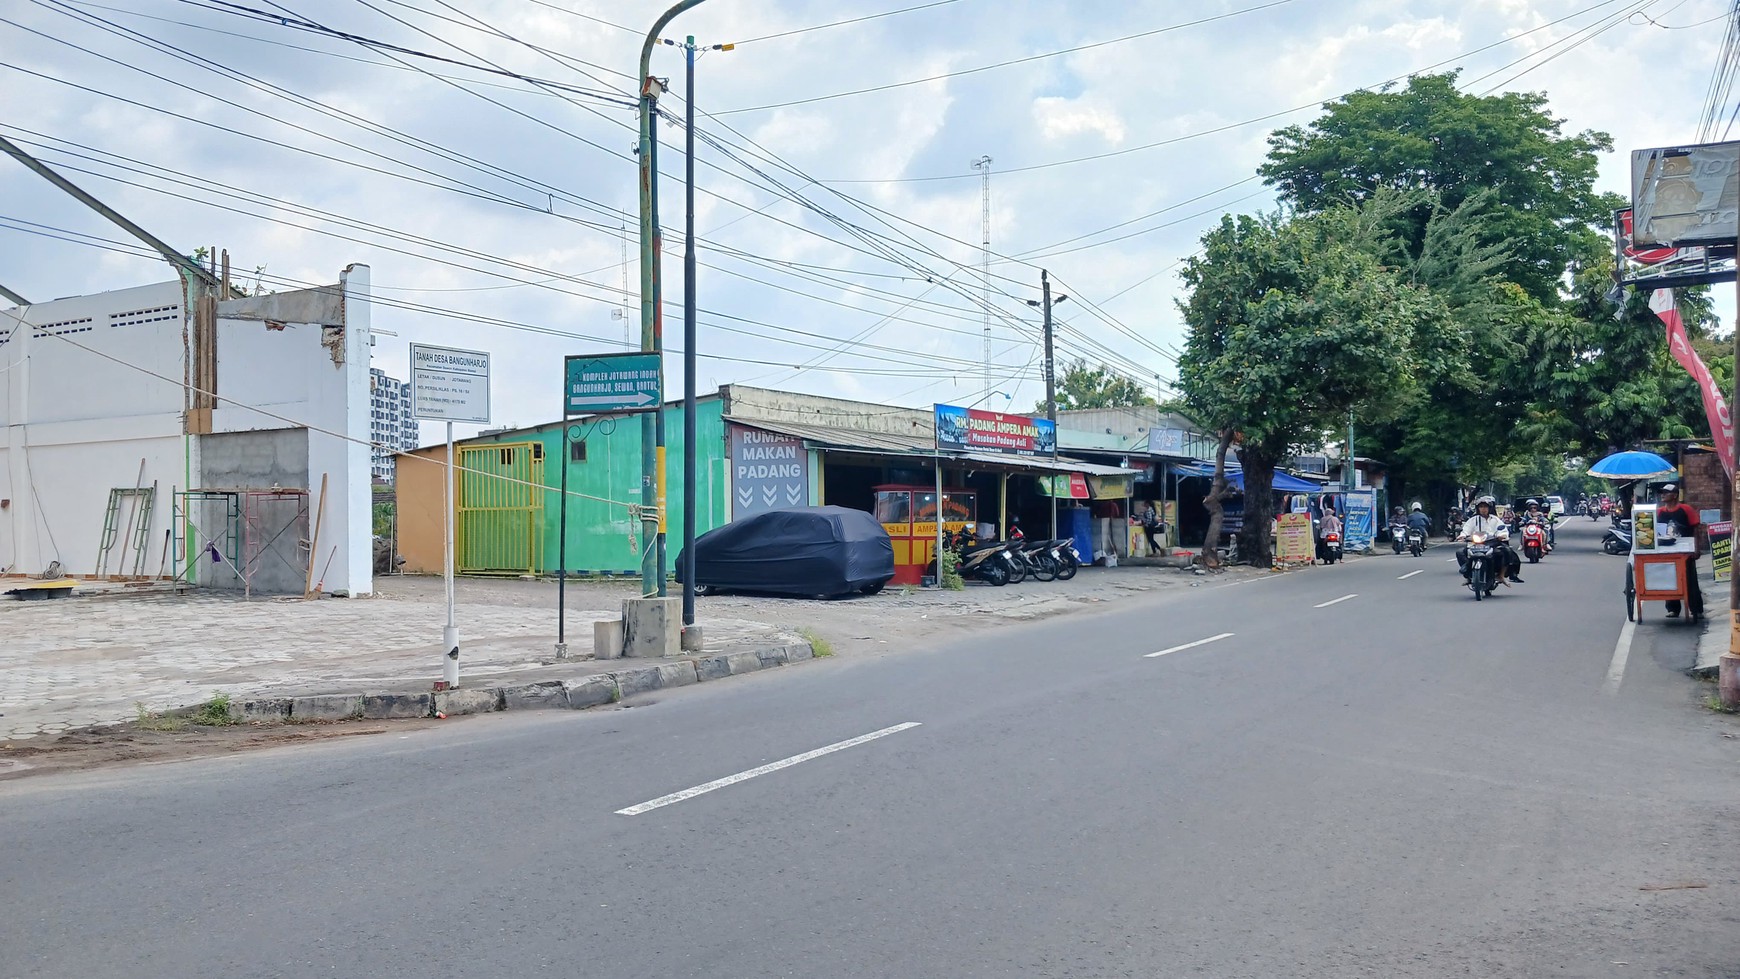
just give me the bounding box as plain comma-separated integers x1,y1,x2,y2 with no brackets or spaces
1259,72,1624,304
1178,206,1448,567
1037,359,1158,413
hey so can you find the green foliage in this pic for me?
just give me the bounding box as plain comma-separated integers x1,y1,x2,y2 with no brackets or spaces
191,692,237,727
1260,72,1623,303
133,703,186,732
798,627,835,658
1038,359,1158,413
372,502,395,538
938,546,965,590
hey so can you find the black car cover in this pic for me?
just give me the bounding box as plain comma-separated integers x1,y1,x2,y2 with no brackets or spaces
678,506,895,596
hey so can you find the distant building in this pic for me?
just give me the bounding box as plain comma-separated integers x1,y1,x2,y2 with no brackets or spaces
369,368,418,480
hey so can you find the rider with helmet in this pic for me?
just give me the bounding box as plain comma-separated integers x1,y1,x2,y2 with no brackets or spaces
1458,496,1524,584
1406,501,1431,536
1522,498,1554,550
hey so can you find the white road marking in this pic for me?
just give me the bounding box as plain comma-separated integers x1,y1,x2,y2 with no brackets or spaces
1603,619,1637,696
615,722,922,815
1314,594,1358,608
1398,570,1425,580
1145,632,1236,658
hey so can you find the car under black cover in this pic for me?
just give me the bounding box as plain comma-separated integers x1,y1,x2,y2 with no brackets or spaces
677,506,895,598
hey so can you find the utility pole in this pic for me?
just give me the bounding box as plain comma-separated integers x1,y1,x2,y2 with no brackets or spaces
661,34,731,631
637,1,707,602
971,155,993,402
1027,272,1068,538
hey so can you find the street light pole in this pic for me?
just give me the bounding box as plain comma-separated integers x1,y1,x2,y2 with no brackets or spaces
637,1,708,600
1028,272,1067,538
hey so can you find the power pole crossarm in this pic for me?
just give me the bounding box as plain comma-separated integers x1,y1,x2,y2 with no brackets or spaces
0,133,225,295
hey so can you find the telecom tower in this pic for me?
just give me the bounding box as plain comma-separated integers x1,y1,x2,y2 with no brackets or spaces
610,223,631,347
971,155,993,402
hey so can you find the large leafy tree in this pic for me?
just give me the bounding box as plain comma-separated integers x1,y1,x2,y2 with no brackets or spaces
1178,206,1449,566
1259,72,1624,304
1037,359,1158,413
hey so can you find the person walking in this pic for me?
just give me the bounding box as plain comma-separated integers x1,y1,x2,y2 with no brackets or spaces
1139,501,1163,555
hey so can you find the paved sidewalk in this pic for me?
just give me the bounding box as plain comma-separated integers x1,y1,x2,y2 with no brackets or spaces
0,588,786,742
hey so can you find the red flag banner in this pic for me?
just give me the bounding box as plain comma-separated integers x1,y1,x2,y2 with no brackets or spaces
1651,288,1735,477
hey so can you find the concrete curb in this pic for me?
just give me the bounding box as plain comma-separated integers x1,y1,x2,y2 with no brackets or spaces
1692,616,1724,679
224,639,816,725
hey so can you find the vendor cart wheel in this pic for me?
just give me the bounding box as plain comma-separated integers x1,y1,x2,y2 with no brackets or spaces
1623,564,1635,622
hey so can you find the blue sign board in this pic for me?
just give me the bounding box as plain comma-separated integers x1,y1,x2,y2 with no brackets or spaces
1344,489,1376,552
564,352,661,416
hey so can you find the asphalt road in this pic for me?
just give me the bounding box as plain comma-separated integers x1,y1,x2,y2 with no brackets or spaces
4,519,1737,978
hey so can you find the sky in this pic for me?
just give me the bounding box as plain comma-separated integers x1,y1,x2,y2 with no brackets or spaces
3,0,1737,446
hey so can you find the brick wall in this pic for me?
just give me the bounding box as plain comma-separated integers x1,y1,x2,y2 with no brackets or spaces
1680,452,1730,521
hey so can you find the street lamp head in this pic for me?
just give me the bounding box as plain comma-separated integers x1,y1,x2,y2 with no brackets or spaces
1054,294,1069,305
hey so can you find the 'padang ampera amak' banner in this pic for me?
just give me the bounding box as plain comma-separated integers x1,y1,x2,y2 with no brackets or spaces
934,403,1057,456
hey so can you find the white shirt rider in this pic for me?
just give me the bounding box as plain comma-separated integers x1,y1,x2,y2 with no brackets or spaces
1459,512,1507,540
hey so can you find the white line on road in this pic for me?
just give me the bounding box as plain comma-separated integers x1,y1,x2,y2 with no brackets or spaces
1398,570,1425,580
615,722,923,816
1145,632,1236,658
1603,619,1637,696
1314,594,1359,608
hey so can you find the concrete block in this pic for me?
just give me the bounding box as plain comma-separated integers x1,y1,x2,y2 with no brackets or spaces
361,693,433,720
593,619,624,659
784,641,815,663
502,681,568,711
622,597,682,658
694,655,733,681
610,665,663,698
291,694,363,721
725,650,764,675
681,624,705,652
563,675,619,709
435,688,502,716
229,698,292,723
756,645,792,669
657,661,699,688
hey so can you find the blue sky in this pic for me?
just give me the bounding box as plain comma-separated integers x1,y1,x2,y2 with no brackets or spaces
3,0,1735,443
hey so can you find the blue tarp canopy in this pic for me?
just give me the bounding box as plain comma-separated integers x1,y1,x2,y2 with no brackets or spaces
1171,461,1322,493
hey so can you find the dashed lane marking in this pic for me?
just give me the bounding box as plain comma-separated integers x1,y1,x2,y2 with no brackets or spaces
1145,633,1236,658
1314,594,1358,608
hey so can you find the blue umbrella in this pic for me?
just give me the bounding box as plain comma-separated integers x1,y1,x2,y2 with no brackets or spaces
1587,450,1677,480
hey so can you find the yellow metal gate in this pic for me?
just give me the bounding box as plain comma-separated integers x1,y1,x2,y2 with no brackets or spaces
457,441,544,575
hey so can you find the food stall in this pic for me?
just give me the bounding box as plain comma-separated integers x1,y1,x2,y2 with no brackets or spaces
1623,502,1696,620
874,484,976,586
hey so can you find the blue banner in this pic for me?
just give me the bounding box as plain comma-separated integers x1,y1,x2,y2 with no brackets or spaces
1344,490,1375,551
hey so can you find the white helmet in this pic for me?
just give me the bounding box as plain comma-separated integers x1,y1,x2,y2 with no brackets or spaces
1410,502,1422,512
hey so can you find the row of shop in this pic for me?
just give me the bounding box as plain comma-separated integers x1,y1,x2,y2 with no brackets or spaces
391,384,1358,583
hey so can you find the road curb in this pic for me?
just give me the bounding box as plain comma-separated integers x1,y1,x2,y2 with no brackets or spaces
1692,615,1724,679
238,639,814,725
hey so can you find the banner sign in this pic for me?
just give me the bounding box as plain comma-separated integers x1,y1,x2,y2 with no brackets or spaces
1149,428,1186,455
935,403,1056,456
1343,490,1375,552
1038,473,1090,499
410,343,491,423
1275,512,1314,565
1712,520,1732,582
1652,289,1735,477
728,424,809,518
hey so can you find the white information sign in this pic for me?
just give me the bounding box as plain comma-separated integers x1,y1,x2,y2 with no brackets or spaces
410,343,491,424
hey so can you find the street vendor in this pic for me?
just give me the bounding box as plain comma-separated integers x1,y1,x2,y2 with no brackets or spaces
1655,483,1704,620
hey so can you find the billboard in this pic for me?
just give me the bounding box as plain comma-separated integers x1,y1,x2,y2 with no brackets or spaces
935,403,1057,456
1614,208,1734,289
1631,142,1740,248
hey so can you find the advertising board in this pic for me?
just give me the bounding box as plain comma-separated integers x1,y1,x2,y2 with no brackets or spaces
935,403,1056,456
1631,141,1740,248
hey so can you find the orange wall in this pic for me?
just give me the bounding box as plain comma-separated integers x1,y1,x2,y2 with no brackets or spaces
395,447,454,574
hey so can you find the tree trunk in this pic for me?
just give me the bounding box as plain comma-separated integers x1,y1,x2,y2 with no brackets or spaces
1200,429,1236,569
1236,445,1279,567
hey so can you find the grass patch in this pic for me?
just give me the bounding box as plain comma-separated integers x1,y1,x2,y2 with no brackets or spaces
133,702,186,732
799,627,835,658
190,692,237,726
1704,695,1739,714
939,547,965,591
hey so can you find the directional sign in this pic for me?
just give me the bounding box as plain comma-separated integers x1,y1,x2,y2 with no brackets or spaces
564,352,661,416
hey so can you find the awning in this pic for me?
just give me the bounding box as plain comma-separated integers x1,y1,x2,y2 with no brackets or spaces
1170,461,1322,493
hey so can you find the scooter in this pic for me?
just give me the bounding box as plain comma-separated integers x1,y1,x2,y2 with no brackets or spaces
1320,531,1342,565
1520,520,1547,563
1464,532,1501,600
936,529,1011,586
1389,522,1409,554
1602,520,1633,555
1406,526,1426,557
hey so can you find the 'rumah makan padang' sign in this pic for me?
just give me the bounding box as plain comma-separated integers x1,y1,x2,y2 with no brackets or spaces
728,424,810,517
934,403,1057,457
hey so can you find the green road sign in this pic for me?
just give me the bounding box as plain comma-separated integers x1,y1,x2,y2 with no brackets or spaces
564,352,661,415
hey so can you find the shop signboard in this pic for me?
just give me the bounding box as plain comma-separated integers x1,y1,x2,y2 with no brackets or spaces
728,424,809,518
1039,473,1090,498
935,403,1056,456
1711,521,1732,582
1275,512,1314,564
1343,490,1375,551
1149,428,1186,455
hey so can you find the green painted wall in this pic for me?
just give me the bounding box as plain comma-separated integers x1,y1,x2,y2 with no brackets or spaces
470,398,727,575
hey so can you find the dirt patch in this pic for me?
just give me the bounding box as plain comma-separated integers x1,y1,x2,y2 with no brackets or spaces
0,716,445,780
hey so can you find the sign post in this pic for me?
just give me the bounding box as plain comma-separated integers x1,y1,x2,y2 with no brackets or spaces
410,343,490,689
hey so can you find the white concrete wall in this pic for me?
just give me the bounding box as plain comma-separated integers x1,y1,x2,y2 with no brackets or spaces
0,268,374,595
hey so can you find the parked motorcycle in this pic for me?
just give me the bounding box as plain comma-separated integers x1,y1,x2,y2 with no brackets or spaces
934,529,1011,586
1406,526,1426,557
1464,532,1500,600
1520,520,1547,563
1602,520,1633,556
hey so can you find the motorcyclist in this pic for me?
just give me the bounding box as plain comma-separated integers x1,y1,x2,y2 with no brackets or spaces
1522,498,1554,550
1457,496,1524,584
1406,501,1431,536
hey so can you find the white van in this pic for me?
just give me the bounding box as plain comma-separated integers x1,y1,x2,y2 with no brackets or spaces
1546,495,1565,516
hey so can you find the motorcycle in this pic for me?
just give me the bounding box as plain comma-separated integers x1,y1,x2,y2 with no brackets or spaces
1520,520,1547,563
1406,526,1426,557
1602,520,1633,556
935,528,1012,586
1320,530,1342,565
1464,532,1501,600
1389,522,1409,554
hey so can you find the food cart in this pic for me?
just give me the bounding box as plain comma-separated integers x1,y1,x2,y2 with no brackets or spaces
874,484,976,586
1623,503,1697,621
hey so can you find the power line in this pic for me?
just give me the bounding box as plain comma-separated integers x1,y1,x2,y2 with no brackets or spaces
730,0,967,46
